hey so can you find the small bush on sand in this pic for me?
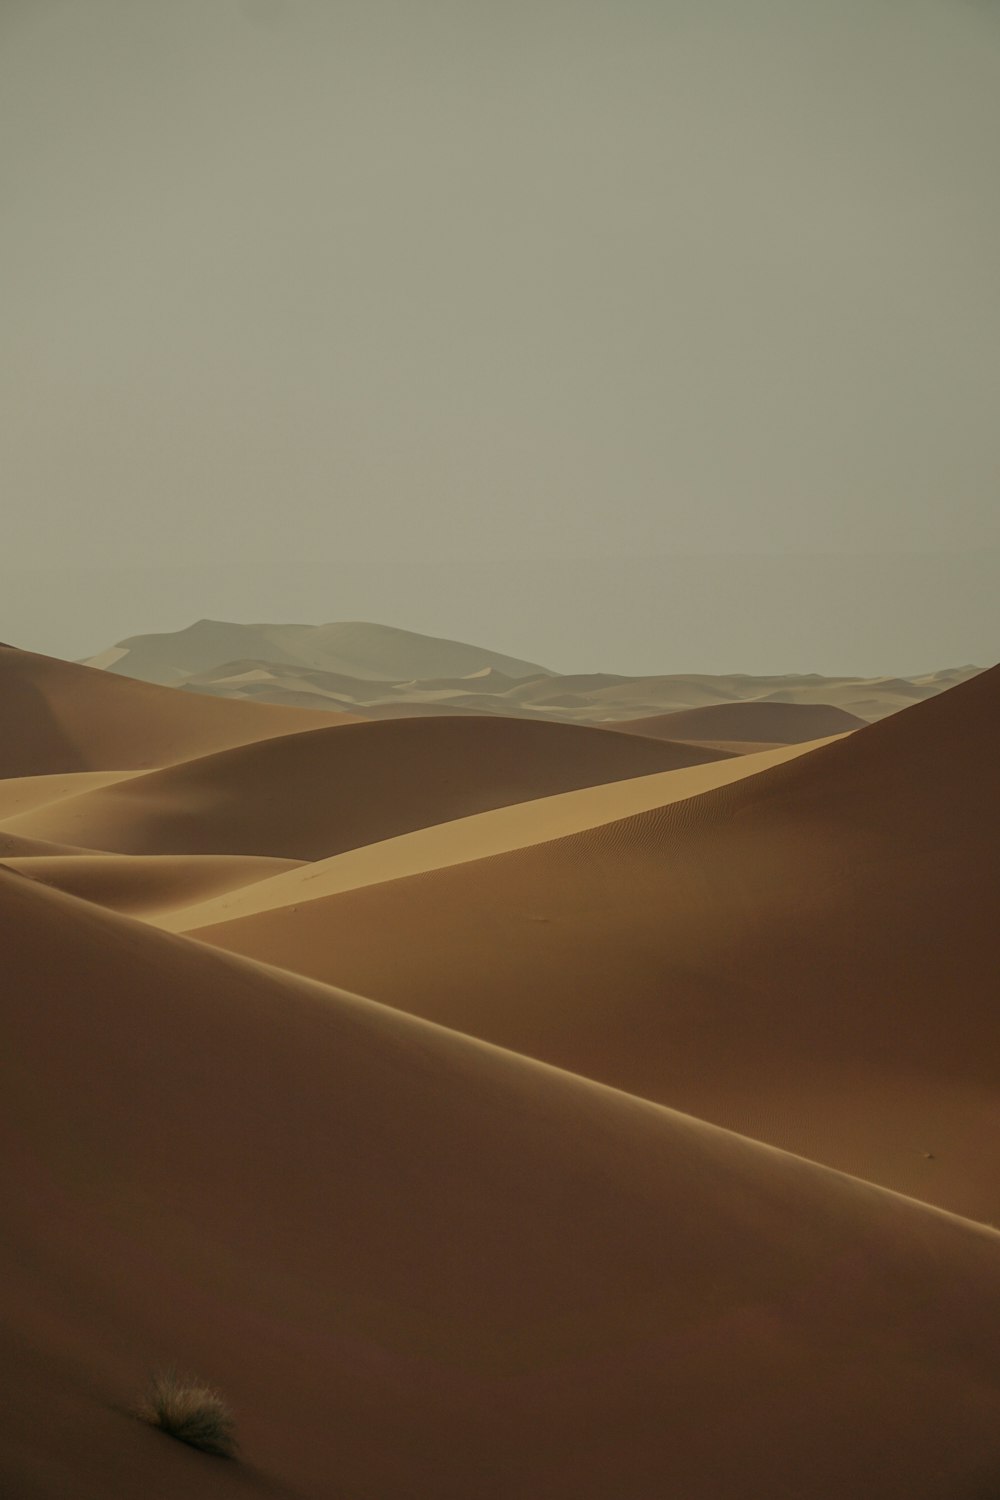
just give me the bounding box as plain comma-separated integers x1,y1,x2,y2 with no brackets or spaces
138,1369,237,1458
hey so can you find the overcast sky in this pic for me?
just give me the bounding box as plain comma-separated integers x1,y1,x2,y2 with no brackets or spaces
2,0,998,673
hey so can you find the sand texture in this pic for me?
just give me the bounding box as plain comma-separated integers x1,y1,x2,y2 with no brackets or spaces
1,639,998,1498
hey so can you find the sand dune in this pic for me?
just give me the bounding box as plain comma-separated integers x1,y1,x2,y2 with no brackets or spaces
85,618,552,686
0,832,99,857
194,665,1000,1222
2,866,1000,1500
163,738,829,933
615,699,866,743
0,770,143,818
5,715,734,860
0,644,358,778
1,853,302,917
80,620,981,726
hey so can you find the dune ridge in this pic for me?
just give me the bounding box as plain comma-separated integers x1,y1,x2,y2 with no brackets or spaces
160,737,831,933
614,699,867,743
193,664,1000,1222
0,643,357,778
1,853,303,916
3,714,734,860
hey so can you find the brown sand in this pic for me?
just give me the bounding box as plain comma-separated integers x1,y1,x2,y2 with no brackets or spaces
615,699,867,742
0,643,358,778
161,738,830,933
0,770,144,818
0,832,102,857
0,853,303,917
2,867,1000,1500
194,666,1000,1222
4,714,734,860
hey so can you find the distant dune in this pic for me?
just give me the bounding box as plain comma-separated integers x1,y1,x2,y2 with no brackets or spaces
78,619,982,728
2,866,999,1500
84,617,553,686
615,700,867,743
0,643,357,776
5,714,733,860
194,665,1000,1222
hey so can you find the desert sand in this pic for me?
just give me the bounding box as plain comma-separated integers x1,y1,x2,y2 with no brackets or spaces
1,639,998,1498
3,714,733,860
0,642,357,778
81,620,983,725
189,664,1000,1222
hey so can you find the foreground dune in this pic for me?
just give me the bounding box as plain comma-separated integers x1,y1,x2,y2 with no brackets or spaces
194,665,1000,1223
0,644,357,778
4,715,733,860
161,738,829,932
2,867,1000,1500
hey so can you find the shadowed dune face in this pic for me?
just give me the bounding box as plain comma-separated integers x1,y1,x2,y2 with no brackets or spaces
194,666,1000,1222
615,699,868,743
0,853,303,916
0,645,357,777
2,637,999,1498
3,714,733,860
159,739,832,933
2,868,1000,1500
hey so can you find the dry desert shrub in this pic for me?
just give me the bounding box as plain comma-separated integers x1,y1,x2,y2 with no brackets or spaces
138,1369,238,1458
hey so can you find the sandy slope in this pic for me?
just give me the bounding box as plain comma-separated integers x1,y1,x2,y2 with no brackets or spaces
1,854,302,917
0,770,143,818
194,666,1000,1222
615,699,866,743
4,715,733,860
161,739,829,933
2,866,1000,1500
0,644,357,777
0,832,99,857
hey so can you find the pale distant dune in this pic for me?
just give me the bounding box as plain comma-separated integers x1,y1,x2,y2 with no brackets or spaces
2,867,999,1500
78,620,981,726
84,618,552,686
3,714,733,860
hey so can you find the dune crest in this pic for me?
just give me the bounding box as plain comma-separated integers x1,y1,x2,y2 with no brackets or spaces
0,643,358,778
4,714,734,860
193,665,1000,1222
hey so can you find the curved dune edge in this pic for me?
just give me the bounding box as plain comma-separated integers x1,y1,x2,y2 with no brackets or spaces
0,642,358,778
0,769,144,820
4,714,736,861
0,831,104,857
191,667,1000,1223
1,852,304,916
163,737,835,932
2,867,1000,1499
614,699,867,744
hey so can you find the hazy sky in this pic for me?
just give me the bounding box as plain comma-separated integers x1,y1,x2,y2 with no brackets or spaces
3,0,998,673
